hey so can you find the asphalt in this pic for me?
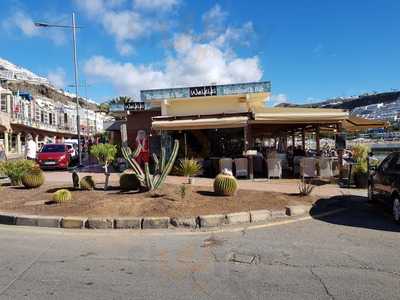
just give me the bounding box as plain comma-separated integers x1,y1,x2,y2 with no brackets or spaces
0,196,399,300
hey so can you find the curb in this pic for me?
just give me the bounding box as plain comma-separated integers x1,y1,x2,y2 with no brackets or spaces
0,204,314,231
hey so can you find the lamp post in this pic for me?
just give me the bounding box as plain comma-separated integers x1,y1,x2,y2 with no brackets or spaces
35,12,82,166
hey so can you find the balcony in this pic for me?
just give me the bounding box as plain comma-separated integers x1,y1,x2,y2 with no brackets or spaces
0,111,11,130
10,116,77,135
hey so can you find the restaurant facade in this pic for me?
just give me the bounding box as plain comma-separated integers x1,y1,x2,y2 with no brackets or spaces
125,81,385,179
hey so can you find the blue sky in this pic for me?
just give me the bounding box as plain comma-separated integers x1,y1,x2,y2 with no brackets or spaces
1,0,399,105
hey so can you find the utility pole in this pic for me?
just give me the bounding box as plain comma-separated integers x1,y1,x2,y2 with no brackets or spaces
71,12,81,166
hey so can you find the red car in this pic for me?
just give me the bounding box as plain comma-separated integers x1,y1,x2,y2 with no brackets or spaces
37,144,71,170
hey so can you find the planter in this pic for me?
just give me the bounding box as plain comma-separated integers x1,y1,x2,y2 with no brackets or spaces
353,172,368,188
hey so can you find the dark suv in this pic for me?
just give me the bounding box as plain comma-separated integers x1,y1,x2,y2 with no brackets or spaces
368,151,400,223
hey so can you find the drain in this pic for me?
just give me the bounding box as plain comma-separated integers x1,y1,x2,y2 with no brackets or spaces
229,252,259,264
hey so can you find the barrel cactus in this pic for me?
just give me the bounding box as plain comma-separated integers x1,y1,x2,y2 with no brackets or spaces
120,171,141,191
213,169,238,196
21,165,45,188
53,189,72,203
80,176,95,190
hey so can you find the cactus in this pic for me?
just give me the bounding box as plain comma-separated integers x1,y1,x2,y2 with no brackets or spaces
213,169,238,196
121,139,179,191
80,176,95,190
298,179,314,196
72,171,80,189
53,189,72,203
120,171,141,191
21,165,44,188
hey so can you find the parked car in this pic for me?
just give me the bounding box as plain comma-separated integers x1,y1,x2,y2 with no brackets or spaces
65,142,78,163
37,144,71,170
368,151,400,223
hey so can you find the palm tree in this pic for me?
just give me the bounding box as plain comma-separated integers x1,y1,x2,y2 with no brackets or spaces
109,96,132,106
98,102,110,113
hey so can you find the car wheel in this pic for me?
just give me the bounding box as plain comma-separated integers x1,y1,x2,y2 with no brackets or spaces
367,183,375,203
393,198,400,224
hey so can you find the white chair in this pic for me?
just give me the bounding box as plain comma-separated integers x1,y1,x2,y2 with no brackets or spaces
219,158,233,173
234,158,248,178
300,158,317,178
319,158,333,178
266,158,282,179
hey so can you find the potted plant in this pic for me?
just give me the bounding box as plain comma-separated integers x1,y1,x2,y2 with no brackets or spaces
351,144,369,188
90,143,117,190
177,158,202,184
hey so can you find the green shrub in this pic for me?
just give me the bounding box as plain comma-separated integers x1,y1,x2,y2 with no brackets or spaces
80,176,95,190
0,159,36,186
213,170,238,196
21,165,45,188
176,159,202,179
352,144,370,174
119,171,141,191
53,189,72,203
90,143,117,190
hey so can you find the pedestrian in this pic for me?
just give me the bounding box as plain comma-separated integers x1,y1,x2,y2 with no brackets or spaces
25,134,37,161
0,142,7,161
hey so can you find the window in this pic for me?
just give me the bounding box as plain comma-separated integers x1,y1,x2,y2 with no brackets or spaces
40,111,44,123
388,154,400,172
379,153,396,173
49,113,53,125
1,94,8,112
41,144,66,153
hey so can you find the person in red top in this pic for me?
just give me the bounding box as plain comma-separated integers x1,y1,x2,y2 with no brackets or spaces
135,130,149,167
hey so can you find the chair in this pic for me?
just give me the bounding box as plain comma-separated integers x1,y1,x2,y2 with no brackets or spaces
300,158,317,178
293,156,303,176
219,158,233,173
276,153,288,170
234,158,248,178
266,158,282,179
319,158,333,178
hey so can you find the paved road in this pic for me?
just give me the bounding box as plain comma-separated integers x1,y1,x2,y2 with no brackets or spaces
0,197,399,300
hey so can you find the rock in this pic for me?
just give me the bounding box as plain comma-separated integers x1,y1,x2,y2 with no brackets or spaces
170,217,197,228
16,215,38,226
114,217,142,229
270,210,287,218
0,212,16,225
62,217,86,229
86,218,114,229
285,205,312,216
250,209,272,223
142,217,169,229
226,212,250,225
199,214,226,228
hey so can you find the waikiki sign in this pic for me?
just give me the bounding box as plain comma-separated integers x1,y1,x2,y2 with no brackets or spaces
140,81,271,101
189,85,217,97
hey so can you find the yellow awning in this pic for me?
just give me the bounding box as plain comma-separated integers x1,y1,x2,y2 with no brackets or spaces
252,107,349,124
152,116,249,130
343,116,388,132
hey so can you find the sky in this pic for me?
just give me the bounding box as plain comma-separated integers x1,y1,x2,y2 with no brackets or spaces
0,0,399,105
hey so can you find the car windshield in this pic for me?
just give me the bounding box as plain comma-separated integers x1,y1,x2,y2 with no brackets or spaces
41,145,66,153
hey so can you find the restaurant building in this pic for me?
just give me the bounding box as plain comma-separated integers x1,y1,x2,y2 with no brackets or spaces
126,81,386,178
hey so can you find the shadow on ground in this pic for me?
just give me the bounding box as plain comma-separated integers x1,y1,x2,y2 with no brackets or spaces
311,195,400,233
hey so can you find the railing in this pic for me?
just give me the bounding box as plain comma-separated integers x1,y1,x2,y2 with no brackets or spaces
10,116,77,134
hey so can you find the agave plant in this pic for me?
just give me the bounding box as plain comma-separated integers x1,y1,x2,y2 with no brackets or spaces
177,159,202,184
122,140,179,192
298,179,314,196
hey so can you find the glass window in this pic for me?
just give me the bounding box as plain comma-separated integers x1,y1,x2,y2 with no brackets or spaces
41,144,66,153
379,153,396,172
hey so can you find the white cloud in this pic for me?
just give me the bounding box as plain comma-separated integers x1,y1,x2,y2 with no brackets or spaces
47,67,67,89
1,10,66,45
83,3,263,97
270,94,289,106
84,32,262,97
133,0,179,10
75,0,164,55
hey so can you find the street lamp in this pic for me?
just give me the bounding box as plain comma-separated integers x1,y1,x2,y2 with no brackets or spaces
35,13,83,166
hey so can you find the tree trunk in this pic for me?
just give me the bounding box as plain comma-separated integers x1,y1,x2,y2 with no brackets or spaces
104,163,110,191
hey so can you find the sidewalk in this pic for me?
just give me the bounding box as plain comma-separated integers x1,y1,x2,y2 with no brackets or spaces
43,171,366,198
